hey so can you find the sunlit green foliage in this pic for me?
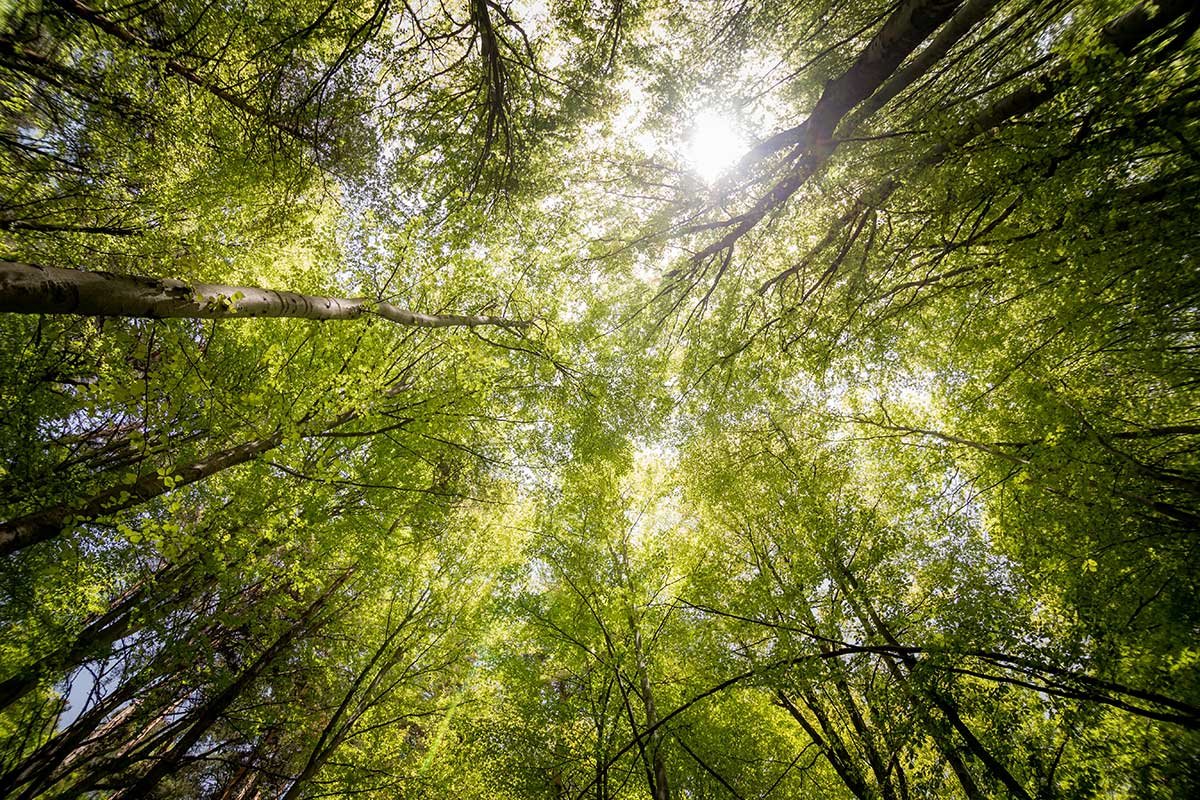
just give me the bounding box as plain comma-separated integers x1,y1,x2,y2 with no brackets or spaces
1,0,1197,797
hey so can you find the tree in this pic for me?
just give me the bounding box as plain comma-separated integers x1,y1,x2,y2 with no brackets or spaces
2,0,1198,797
0,261,533,329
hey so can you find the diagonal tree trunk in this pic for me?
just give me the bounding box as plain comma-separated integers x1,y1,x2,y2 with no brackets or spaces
758,0,1194,295
0,262,530,330
279,597,422,800
740,0,966,166
3,423,334,557
775,689,875,800
794,601,899,800
759,542,900,800
0,559,200,712
0,431,286,556
842,0,1004,131
0,376,416,556
830,559,1034,800
718,0,1192,280
105,569,353,799
215,726,280,800
3,617,226,798
5,563,300,798
691,0,965,263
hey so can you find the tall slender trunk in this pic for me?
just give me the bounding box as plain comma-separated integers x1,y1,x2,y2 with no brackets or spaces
3,620,221,799
831,560,1033,800
0,431,284,556
775,690,874,800
630,622,669,800
216,727,279,800
613,542,669,800
109,570,352,799
0,559,200,711
794,600,898,800
0,262,530,330
279,596,422,800
757,542,899,800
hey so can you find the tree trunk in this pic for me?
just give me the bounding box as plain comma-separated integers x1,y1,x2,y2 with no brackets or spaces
3,625,209,798
109,570,352,799
843,0,1003,131
632,625,670,800
831,560,1033,800
615,545,669,800
279,595,421,800
215,727,279,800
0,379,414,556
0,262,530,329
750,0,1192,289
775,690,874,800
695,0,965,262
794,601,898,800
0,431,284,556
0,560,200,711
742,0,965,165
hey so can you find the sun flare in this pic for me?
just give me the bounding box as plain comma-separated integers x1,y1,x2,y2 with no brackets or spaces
686,111,744,183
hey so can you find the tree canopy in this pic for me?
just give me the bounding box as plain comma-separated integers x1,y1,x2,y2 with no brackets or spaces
1,0,1198,797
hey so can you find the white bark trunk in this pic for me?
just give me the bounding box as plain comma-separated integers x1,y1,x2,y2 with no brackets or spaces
0,262,528,329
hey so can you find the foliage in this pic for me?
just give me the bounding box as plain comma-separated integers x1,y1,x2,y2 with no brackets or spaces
0,0,1198,798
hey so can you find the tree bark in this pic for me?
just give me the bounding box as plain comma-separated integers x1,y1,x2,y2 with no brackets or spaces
2,621,219,798
742,0,965,166
0,262,530,330
795,601,898,800
109,570,352,799
0,431,285,556
632,624,670,800
843,0,1003,131
215,727,279,800
0,560,200,711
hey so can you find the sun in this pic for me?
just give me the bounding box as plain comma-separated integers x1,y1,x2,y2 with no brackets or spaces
686,111,744,183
